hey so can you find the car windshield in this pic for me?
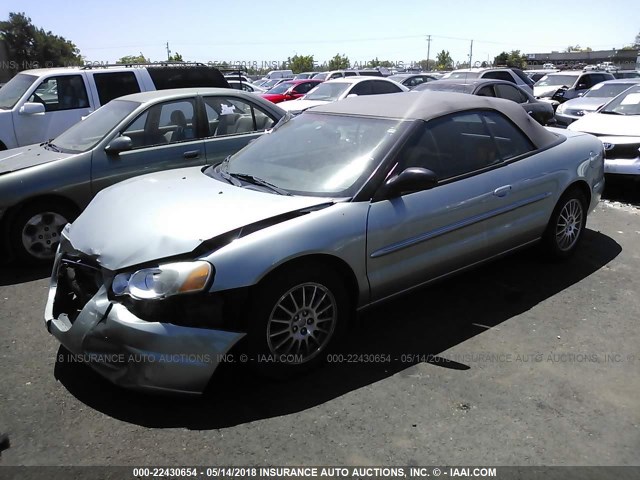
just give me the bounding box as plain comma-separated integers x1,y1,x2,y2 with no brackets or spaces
600,85,640,115
0,73,37,109
446,71,480,80
535,74,579,87
266,82,294,94
312,73,329,81
53,99,140,153
211,112,407,197
585,83,637,98
304,82,350,101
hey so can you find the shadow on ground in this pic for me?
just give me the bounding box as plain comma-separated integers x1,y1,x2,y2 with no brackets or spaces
54,229,620,429
0,264,51,286
602,177,640,207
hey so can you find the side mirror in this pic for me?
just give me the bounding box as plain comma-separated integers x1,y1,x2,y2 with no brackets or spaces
104,136,133,154
379,167,439,199
19,102,45,115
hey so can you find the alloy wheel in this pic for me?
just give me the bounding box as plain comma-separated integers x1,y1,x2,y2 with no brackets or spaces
266,282,337,363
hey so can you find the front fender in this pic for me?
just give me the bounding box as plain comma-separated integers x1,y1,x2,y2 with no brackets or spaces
204,202,371,307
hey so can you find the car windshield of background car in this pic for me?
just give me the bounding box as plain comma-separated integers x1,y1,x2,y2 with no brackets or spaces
53,99,140,153
0,73,37,109
266,82,294,94
585,83,637,98
601,86,640,115
535,74,579,87
304,83,351,102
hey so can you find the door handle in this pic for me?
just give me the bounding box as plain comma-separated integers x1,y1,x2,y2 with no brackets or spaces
493,185,512,197
183,150,200,159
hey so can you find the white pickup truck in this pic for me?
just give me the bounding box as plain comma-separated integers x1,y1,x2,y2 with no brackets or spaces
0,64,229,150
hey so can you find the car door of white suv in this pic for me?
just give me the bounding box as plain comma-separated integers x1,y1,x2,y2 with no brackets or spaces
13,73,93,146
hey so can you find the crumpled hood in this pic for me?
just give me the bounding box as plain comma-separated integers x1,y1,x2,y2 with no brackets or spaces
0,144,73,175
278,99,329,112
66,166,333,271
534,85,561,98
568,113,640,137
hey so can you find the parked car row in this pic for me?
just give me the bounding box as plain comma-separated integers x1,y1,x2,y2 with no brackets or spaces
3,66,614,265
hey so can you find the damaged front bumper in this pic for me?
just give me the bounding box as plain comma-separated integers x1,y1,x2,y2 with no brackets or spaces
44,249,245,395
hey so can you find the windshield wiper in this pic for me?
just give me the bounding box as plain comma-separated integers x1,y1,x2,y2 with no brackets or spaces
229,172,292,196
43,140,61,152
600,111,623,115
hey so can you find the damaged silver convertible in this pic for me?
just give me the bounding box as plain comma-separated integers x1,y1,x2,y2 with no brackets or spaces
45,92,604,394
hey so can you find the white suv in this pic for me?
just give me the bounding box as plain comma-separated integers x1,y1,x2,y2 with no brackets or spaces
0,64,229,150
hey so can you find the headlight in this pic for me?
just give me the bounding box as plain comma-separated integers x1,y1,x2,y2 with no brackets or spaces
112,261,212,300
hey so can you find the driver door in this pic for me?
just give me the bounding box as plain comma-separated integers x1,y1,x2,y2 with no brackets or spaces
366,112,513,302
13,74,92,146
90,97,204,194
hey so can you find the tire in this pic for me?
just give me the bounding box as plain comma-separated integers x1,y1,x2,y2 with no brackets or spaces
542,188,587,260
247,263,349,377
10,201,77,264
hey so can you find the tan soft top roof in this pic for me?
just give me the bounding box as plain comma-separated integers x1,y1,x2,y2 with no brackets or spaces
311,91,559,149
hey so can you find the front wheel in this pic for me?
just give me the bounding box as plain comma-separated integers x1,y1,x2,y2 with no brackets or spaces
10,201,77,263
248,264,348,376
542,188,587,259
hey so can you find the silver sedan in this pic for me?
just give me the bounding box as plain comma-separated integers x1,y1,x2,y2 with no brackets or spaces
45,92,605,394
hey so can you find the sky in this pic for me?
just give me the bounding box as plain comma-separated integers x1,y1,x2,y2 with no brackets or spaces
2,0,639,69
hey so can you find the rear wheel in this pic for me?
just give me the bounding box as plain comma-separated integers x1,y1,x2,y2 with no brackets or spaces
542,188,587,259
248,264,348,376
10,201,77,263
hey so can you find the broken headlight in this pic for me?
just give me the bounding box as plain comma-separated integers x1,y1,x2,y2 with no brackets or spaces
112,261,212,300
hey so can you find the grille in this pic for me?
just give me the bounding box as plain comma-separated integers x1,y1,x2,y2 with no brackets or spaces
605,143,640,160
53,255,103,322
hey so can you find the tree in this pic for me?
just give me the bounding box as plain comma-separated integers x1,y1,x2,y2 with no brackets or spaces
117,53,148,64
367,57,394,68
0,12,82,74
565,45,592,53
168,52,183,62
494,51,509,65
328,53,350,70
417,59,436,71
435,50,453,70
493,50,527,69
287,54,315,73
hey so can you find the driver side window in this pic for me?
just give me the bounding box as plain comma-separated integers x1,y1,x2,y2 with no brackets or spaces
121,99,196,148
29,75,89,112
398,112,505,181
